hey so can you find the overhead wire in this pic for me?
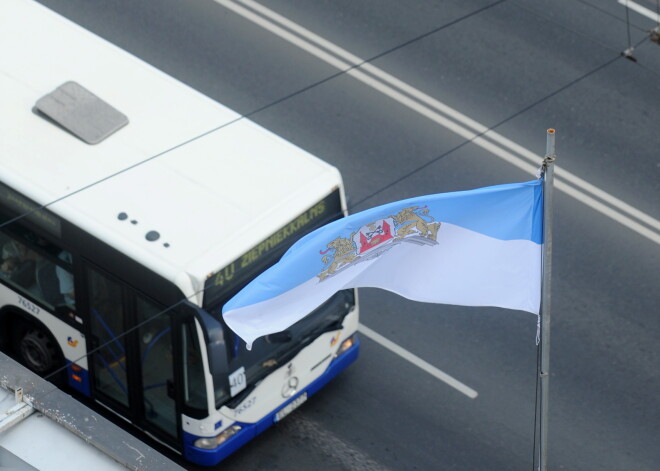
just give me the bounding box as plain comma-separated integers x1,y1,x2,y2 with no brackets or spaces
7,0,655,469
20,0,511,394
1,2,646,449
15,0,618,387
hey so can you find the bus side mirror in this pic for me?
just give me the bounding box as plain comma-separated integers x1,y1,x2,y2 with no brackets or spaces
192,307,229,388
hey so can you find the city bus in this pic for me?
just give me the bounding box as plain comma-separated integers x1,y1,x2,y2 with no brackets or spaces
0,0,359,465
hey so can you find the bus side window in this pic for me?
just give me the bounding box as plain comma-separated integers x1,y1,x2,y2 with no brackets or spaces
0,230,75,312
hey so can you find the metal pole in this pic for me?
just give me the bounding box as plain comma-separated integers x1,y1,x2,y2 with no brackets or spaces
539,129,556,471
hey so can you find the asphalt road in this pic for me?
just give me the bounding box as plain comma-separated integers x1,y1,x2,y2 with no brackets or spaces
35,1,660,470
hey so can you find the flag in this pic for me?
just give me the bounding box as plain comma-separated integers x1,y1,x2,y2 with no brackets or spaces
223,180,543,349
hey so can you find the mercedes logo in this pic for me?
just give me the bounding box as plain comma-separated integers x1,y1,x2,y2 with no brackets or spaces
281,376,299,398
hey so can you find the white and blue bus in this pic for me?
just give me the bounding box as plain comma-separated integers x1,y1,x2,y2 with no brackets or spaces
0,0,359,465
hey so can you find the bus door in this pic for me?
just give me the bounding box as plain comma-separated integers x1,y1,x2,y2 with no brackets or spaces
84,264,180,447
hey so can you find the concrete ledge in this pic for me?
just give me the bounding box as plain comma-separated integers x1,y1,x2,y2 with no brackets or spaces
0,353,184,471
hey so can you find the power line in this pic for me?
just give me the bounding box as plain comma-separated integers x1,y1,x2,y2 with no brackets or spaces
2,0,641,425
34,48,626,398
10,6,654,466
9,0,513,400
11,0,614,372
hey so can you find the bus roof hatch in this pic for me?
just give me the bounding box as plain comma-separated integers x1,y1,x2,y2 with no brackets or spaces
35,81,128,145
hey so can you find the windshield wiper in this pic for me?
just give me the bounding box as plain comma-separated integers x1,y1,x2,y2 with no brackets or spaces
265,331,293,343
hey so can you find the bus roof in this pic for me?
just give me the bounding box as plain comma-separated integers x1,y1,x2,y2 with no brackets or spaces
0,0,342,305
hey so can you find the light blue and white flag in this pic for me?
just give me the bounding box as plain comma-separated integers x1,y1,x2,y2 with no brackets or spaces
223,180,543,349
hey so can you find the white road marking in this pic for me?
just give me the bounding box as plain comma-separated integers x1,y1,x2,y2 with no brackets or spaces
358,324,479,399
216,0,660,245
618,0,660,22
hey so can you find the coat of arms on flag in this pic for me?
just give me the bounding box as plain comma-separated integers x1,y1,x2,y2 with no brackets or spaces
317,206,441,281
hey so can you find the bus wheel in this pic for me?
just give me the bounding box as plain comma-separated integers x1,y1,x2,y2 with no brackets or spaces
18,328,59,374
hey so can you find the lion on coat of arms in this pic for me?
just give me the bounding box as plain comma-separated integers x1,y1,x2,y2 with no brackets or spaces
390,206,440,241
318,235,357,281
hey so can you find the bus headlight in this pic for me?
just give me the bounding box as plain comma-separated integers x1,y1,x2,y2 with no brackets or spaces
194,425,242,449
336,334,356,356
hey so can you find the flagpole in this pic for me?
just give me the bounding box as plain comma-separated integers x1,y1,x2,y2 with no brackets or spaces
539,129,556,471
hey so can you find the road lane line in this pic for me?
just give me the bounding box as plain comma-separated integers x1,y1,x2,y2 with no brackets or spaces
618,0,660,22
358,324,479,399
216,0,660,245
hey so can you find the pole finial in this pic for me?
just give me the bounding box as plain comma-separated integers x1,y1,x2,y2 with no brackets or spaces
545,129,556,161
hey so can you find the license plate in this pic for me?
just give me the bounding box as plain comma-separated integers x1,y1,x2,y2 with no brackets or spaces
275,392,307,422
